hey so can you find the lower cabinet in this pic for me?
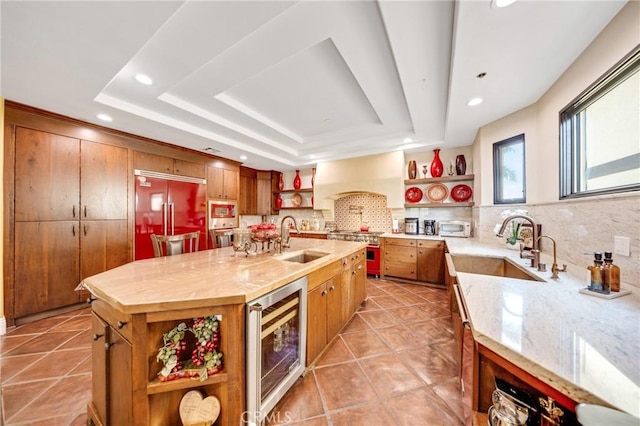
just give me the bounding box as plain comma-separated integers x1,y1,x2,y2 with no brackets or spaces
382,237,445,285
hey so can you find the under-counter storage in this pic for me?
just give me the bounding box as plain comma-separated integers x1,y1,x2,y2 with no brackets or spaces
381,237,445,285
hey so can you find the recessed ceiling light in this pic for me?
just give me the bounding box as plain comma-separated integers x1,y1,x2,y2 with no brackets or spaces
491,0,517,8
477,72,487,79
240,155,247,160
96,114,112,122
135,73,153,85
403,137,413,144
467,97,483,107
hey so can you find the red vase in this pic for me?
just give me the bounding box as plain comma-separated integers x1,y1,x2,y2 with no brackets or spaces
278,173,284,191
293,170,301,190
276,194,283,209
430,149,443,178
455,155,467,175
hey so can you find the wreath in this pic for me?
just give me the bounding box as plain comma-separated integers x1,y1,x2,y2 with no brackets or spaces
156,316,223,382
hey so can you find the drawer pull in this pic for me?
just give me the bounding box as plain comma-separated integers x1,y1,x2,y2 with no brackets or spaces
322,290,328,296
93,333,104,341
105,342,115,350
117,321,128,329
329,285,335,291
86,297,96,304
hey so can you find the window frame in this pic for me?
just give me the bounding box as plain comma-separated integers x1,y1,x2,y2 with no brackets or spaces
493,134,526,205
559,47,640,199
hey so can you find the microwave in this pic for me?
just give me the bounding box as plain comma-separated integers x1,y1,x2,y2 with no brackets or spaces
208,200,238,230
439,221,471,237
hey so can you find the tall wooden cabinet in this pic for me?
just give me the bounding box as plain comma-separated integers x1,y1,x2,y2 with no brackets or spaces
13,128,129,318
207,163,239,200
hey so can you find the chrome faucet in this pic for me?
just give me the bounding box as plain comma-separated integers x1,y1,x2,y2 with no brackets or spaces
496,214,539,268
279,215,299,253
535,235,567,279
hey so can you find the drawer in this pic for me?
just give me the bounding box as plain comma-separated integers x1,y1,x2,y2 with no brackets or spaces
417,240,445,249
384,246,416,264
383,238,416,247
92,299,133,343
384,264,416,280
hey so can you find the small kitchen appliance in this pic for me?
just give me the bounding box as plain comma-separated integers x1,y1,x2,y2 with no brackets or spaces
439,220,471,237
424,220,436,236
405,218,419,235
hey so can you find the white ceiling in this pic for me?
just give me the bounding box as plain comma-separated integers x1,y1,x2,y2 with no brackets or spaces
1,0,627,171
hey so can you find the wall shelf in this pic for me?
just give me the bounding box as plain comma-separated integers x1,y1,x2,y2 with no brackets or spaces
405,174,475,185
405,202,475,209
275,188,314,194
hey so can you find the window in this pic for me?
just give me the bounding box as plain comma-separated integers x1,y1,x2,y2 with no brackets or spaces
493,134,526,204
560,48,640,198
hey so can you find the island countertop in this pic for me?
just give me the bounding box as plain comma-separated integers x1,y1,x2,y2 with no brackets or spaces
80,238,366,315
445,238,640,418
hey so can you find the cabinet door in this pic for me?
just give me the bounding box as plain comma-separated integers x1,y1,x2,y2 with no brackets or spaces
133,151,173,174
306,283,328,365
351,258,366,314
174,159,205,178
417,240,445,284
81,141,128,220
108,329,133,425
91,313,109,424
256,172,272,215
223,168,239,200
80,220,129,281
208,165,239,200
239,173,257,215
326,276,343,340
15,127,79,221
14,221,80,317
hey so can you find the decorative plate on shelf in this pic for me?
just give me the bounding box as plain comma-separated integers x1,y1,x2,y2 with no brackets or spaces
425,183,449,203
405,187,423,203
450,184,473,202
291,192,303,208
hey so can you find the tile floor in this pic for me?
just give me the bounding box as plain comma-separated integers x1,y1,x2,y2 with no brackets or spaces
0,277,466,425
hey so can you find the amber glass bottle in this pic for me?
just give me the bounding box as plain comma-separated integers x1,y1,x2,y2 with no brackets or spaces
587,252,605,293
603,251,621,292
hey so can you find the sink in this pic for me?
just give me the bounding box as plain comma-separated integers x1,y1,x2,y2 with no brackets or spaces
279,250,329,264
451,254,544,282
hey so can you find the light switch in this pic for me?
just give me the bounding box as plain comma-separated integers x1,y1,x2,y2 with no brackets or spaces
614,236,631,257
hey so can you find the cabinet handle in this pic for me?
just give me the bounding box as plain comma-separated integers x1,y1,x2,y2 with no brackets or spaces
72,224,76,236
92,333,104,341
84,205,87,218
105,342,115,350
358,265,363,270
86,297,96,304
352,270,356,275
321,290,327,296
83,224,87,236
72,205,76,218
329,285,335,291
419,250,423,254
117,321,128,329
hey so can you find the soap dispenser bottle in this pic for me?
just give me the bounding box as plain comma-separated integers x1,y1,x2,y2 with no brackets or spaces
587,252,605,293
603,251,621,292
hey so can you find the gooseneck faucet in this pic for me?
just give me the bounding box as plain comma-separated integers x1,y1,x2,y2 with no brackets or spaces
535,235,567,279
279,215,299,253
496,214,539,268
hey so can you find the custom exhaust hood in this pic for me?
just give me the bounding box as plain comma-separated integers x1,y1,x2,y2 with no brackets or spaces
313,151,406,215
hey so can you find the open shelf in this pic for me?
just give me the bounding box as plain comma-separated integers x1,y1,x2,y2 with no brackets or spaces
405,202,475,208
405,174,475,185
275,188,314,194
147,372,228,395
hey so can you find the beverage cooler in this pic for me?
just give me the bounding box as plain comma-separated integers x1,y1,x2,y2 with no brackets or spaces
134,170,207,260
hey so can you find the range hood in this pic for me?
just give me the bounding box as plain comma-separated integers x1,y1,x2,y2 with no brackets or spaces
313,151,405,215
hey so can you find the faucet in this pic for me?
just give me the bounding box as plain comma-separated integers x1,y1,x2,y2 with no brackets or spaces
279,215,299,253
535,235,567,279
496,214,539,268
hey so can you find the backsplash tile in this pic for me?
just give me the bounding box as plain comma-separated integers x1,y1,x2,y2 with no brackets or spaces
334,194,393,232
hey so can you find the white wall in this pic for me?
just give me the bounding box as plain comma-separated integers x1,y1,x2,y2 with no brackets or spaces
472,2,640,287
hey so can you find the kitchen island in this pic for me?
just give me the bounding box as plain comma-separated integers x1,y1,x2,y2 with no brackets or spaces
80,238,367,426
445,238,640,422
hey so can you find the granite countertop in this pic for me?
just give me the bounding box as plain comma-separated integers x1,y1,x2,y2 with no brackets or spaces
445,238,640,418
80,238,366,315
380,232,444,241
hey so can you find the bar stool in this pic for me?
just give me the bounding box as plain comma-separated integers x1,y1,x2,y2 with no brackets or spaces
150,231,200,257
210,229,233,249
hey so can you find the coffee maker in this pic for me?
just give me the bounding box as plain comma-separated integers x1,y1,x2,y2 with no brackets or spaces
424,220,436,236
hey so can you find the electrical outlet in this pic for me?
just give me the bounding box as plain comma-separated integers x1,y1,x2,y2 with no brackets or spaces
614,236,631,257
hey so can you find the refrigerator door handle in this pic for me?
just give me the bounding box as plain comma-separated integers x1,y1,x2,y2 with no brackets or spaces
169,203,175,235
162,202,168,235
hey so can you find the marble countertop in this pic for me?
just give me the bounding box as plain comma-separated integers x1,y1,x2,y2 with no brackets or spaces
80,238,366,315
445,238,640,418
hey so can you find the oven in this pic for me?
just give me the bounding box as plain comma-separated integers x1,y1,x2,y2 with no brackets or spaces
366,245,381,277
208,200,238,248
246,276,307,425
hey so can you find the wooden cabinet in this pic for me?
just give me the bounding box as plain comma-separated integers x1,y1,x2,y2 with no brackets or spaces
381,237,445,285
256,171,272,215
417,240,445,284
342,249,366,319
382,238,417,281
239,167,257,215
88,299,244,426
207,163,239,200
12,128,130,319
133,151,205,178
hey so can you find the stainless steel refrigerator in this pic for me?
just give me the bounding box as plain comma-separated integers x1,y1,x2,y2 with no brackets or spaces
134,170,207,260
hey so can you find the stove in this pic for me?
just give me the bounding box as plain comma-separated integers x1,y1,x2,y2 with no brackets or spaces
326,230,384,245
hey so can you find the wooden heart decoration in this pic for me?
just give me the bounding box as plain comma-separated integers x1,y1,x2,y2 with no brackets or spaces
179,390,220,426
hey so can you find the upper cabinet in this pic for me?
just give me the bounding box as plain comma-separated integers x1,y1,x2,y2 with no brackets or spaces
256,171,272,215
82,141,128,220
207,163,239,200
239,167,257,215
133,151,205,178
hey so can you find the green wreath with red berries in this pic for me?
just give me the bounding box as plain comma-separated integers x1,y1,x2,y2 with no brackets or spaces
156,316,223,382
